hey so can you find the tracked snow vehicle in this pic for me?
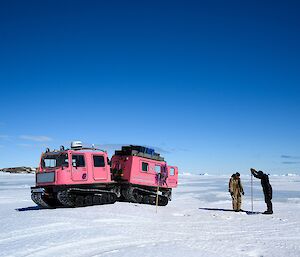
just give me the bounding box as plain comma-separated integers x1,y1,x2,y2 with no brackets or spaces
31,142,178,208
31,142,118,208
111,145,178,206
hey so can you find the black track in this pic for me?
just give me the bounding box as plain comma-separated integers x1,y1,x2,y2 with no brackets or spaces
32,188,117,208
57,188,117,207
31,193,57,208
122,186,169,206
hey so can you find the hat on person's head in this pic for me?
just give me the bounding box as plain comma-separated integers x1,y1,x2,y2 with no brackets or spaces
235,172,240,177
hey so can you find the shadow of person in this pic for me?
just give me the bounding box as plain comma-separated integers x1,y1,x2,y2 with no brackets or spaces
198,207,262,215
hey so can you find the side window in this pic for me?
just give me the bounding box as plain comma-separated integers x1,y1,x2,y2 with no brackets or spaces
58,154,69,167
72,155,85,167
155,165,161,173
93,155,105,167
142,162,148,172
170,167,175,176
62,154,69,167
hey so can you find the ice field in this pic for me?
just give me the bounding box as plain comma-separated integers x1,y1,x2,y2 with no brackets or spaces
0,172,300,257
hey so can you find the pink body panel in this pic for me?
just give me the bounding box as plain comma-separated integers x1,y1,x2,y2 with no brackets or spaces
111,155,178,188
167,166,179,188
36,150,112,186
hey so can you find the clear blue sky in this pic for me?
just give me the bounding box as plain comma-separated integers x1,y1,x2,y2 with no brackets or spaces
0,0,300,174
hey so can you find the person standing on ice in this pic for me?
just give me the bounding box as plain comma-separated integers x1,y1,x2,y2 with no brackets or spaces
229,172,244,212
250,168,273,214
228,173,236,209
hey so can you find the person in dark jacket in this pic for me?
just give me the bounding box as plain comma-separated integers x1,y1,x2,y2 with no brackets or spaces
250,168,273,214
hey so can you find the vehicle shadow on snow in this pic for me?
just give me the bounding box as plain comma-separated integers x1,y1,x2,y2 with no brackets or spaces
198,207,262,215
15,206,52,212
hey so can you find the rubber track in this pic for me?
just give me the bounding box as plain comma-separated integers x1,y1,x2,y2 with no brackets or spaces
124,187,138,203
31,193,54,208
57,190,75,207
56,189,117,208
122,186,169,206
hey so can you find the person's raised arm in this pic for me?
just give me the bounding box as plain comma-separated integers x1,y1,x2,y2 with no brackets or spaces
250,168,260,179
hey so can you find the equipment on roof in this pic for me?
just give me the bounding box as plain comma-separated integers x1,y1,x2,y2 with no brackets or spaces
114,145,164,161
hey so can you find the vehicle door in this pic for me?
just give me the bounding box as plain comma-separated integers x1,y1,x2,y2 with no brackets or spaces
167,166,178,187
71,154,88,182
92,154,108,180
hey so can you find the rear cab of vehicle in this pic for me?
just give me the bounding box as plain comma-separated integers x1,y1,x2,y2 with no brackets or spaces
111,145,178,189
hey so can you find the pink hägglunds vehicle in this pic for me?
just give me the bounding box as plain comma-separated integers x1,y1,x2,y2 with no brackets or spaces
31,142,178,208
111,145,178,206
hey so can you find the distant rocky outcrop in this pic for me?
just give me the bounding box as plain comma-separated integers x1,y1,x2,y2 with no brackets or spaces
0,167,37,174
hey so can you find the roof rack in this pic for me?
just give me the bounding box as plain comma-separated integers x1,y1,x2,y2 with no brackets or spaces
70,141,106,152
72,147,106,152
114,145,164,161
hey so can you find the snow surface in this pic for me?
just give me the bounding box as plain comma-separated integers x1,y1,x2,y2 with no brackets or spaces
1,173,300,257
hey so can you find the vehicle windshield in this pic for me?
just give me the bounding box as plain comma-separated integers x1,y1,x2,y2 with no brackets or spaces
41,153,69,168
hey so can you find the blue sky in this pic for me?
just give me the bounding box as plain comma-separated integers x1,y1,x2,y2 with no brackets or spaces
0,0,300,174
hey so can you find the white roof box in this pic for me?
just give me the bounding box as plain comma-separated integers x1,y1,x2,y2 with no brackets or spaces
71,141,83,149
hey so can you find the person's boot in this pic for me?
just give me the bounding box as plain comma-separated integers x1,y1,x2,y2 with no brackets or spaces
263,210,273,214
